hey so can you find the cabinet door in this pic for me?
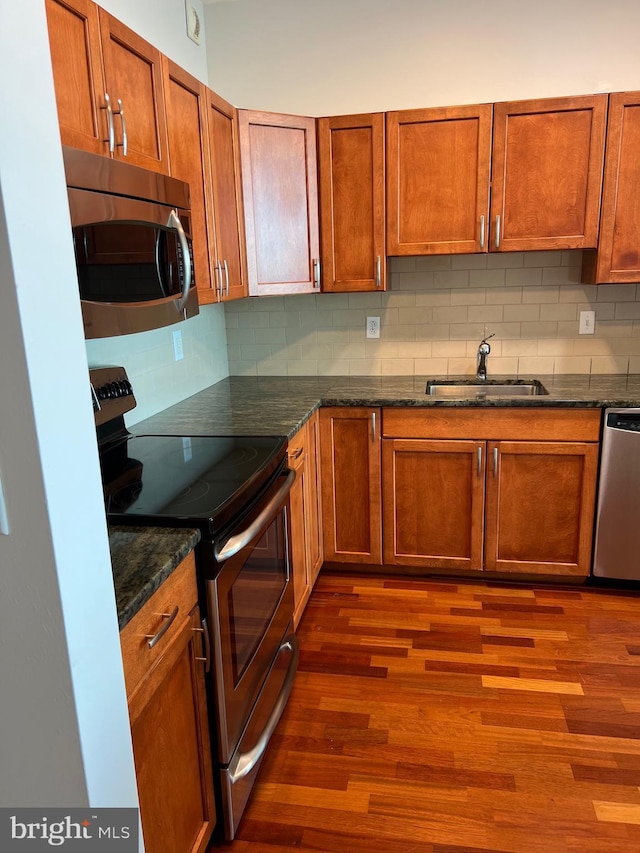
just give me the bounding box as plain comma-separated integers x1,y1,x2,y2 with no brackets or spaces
319,407,382,565
206,90,248,302
238,110,320,296
386,104,492,255
128,606,216,853
382,439,485,571
162,59,213,297
318,113,386,291
305,411,323,584
288,433,311,629
45,0,107,155
484,441,599,576
582,92,640,284
98,9,169,173
490,95,606,252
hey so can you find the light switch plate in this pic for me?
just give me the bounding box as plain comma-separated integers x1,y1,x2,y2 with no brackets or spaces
579,310,595,335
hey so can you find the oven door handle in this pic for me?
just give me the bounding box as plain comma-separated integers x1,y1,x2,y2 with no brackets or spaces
228,634,299,784
214,469,295,562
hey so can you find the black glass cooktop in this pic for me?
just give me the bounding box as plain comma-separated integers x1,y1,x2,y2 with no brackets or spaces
100,433,287,534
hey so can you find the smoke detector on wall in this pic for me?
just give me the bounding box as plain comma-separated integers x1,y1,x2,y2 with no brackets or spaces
185,0,202,45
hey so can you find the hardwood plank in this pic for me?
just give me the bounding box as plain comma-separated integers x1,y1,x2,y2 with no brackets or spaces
212,573,640,852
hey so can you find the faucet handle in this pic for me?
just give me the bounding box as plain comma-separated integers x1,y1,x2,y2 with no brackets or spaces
481,332,496,346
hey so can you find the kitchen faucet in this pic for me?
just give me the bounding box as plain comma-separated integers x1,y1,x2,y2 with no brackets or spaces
476,333,495,380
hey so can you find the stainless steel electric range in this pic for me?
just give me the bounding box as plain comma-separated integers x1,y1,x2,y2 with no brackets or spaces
91,366,299,841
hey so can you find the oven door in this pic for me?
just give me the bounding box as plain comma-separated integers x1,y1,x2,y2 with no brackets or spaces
207,468,297,765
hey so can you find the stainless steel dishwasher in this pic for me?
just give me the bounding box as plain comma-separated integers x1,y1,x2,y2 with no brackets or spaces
593,408,640,580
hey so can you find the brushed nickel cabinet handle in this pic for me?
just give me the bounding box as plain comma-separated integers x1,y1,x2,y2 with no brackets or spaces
375,255,381,288
101,93,115,155
313,258,321,290
223,259,230,297
493,446,499,477
193,617,211,673
477,446,482,477
495,214,501,249
480,215,485,249
371,411,377,441
289,447,303,460
213,259,222,299
112,98,127,156
146,606,179,649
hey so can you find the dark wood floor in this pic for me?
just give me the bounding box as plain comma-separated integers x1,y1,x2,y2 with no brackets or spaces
217,572,640,852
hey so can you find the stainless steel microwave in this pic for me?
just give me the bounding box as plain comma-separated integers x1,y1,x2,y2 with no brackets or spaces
63,146,199,339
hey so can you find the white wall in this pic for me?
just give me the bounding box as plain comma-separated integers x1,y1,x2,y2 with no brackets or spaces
100,0,208,81
204,0,640,114
0,0,137,811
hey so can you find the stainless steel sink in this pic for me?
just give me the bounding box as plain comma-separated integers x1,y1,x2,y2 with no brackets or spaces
426,379,549,398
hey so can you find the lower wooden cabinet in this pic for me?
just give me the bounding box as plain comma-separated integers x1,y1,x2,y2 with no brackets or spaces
381,409,600,578
120,553,216,853
319,407,382,565
288,413,323,629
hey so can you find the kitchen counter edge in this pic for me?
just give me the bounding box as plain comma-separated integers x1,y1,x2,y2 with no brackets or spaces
109,526,201,630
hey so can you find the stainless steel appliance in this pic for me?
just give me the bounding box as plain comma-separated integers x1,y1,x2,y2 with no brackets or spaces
593,408,640,580
64,146,199,338
91,366,298,841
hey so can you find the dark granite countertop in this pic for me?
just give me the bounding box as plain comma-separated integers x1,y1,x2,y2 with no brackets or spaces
133,374,640,440
109,526,201,630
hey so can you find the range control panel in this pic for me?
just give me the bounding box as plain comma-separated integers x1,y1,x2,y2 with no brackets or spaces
90,366,136,427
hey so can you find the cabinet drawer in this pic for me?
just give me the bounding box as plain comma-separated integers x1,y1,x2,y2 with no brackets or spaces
120,552,198,699
382,408,601,441
288,420,308,471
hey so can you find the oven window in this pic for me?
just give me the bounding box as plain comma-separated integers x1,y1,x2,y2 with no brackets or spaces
228,509,288,685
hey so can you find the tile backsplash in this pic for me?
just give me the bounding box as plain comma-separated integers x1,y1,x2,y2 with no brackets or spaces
225,252,640,377
86,303,228,424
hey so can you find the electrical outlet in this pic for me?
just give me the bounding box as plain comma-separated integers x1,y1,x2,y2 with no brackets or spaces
579,310,595,335
366,316,380,339
173,329,184,360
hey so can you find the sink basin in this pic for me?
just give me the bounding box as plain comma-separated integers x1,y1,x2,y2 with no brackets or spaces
426,379,549,398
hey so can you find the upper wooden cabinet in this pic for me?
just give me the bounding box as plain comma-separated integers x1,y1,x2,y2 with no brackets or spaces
162,59,213,297
582,92,640,284
238,110,320,296
490,95,607,252
46,0,169,172
97,9,169,172
45,0,107,154
317,113,386,291
386,104,493,255
205,90,248,302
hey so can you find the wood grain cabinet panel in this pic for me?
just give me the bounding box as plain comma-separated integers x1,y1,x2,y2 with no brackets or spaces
206,90,248,302
386,104,493,255
238,110,320,296
162,59,213,297
288,414,323,629
121,554,216,853
320,407,382,565
381,409,600,578
318,113,386,291
490,95,607,251
382,438,484,571
582,92,640,284
45,0,107,155
97,8,169,173
484,440,599,576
